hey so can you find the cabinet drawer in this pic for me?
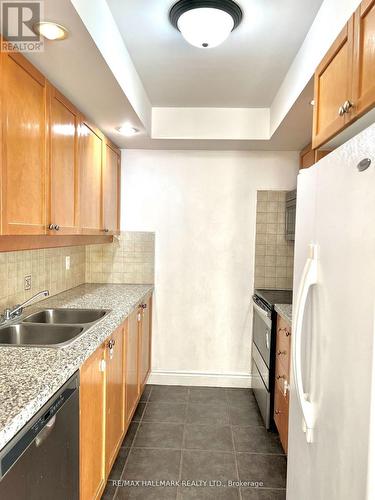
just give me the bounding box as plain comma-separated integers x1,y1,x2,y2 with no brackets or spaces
274,383,289,453
275,357,289,395
276,315,291,375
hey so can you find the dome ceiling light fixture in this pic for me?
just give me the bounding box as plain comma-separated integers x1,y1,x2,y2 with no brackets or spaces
169,0,243,49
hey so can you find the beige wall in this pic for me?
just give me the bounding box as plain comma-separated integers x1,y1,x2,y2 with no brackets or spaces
121,149,298,386
254,190,294,289
86,231,155,284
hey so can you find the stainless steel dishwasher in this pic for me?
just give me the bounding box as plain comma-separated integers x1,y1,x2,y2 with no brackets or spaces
0,372,79,500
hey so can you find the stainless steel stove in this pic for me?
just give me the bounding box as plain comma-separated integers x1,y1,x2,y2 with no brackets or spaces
251,289,292,429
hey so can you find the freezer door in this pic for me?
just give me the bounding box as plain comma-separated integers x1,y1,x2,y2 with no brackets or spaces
287,123,375,500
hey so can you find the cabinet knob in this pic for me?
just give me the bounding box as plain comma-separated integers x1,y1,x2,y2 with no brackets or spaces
103,228,109,233
141,303,147,309
276,375,285,380
48,224,56,230
107,339,116,350
55,224,60,231
277,350,287,356
338,105,345,116
275,409,282,415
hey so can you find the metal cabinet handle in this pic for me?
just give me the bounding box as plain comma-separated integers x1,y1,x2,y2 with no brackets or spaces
338,105,345,116
277,350,287,356
343,100,354,113
108,339,116,349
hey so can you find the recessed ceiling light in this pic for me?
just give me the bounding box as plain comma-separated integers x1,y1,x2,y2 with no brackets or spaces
33,21,69,41
116,124,140,137
170,0,243,49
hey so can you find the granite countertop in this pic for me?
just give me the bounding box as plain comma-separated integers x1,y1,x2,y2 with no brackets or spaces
0,283,153,451
274,303,293,324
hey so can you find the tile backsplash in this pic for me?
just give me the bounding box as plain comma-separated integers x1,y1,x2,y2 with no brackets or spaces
86,232,155,285
254,190,294,290
0,232,155,311
0,246,86,310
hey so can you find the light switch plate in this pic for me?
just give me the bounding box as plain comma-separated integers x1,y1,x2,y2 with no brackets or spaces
65,256,71,270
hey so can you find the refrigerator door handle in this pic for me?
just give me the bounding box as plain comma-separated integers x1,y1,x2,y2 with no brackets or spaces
292,243,318,444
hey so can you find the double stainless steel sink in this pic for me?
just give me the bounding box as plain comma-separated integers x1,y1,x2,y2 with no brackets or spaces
0,308,109,348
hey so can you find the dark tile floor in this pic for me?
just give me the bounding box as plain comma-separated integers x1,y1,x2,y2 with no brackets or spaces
101,386,286,500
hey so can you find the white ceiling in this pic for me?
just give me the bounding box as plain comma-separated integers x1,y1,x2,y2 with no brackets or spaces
108,0,323,108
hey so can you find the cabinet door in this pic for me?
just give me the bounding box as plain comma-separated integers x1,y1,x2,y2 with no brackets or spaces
80,345,106,500
1,52,47,234
312,18,354,149
274,385,289,454
126,308,141,423
48,87,79,234
102,141,121,234
79,121,103,234
353,0,375,117
105,324,125,476
139,295,152,392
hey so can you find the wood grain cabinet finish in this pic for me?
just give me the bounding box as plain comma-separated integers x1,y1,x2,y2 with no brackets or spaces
125,307,141,424
48,87,79,234
102,141,121,235
313,0,375,148
1,52,48,235
0,45,121,245
105,324,125,476
80,296,153,500
80,344,106,500
274,314,292,454
79,121,103,234
353,0,375,117
312,18,354,149
139,295,152,392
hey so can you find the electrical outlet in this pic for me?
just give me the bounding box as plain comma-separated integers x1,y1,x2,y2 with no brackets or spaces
65,256,70,270
24,275,31,291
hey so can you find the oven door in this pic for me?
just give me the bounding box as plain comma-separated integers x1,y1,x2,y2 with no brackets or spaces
251,342,271,429
252,301,272,367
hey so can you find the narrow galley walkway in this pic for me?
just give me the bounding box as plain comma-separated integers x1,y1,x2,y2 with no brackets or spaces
101,386,287,500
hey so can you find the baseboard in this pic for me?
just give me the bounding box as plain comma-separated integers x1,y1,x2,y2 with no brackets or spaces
147,370,252,388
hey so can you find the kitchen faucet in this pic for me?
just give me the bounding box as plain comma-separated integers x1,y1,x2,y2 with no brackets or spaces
1,290,50,323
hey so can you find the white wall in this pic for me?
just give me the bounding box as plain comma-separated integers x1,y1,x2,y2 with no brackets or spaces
122,150,298,387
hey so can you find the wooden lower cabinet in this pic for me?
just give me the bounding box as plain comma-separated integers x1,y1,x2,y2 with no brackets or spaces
80,344,106,500
125,307,141,424
273,314,292,454
139,294,152,392
79,296,152,499
105,324,125,476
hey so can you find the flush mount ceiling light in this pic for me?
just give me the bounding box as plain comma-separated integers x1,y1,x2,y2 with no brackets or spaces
116,124,140,137
170,0,242,49
33,21,69,41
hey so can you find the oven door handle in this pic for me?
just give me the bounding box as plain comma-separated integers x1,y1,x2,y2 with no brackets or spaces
292,243,318,444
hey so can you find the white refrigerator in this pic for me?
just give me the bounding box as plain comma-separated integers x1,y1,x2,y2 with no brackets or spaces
287,123,375,500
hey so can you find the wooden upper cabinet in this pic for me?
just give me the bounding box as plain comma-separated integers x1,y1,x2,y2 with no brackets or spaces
105,324,125,476
139,295,152,392
80,344,106,500
312,17,354,149
102,141,121,234
79,121,103,234
353,0,375,117
1,52,47,235
48,87,79,234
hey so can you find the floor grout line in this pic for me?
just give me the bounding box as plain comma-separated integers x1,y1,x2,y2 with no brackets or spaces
106,386,286,499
